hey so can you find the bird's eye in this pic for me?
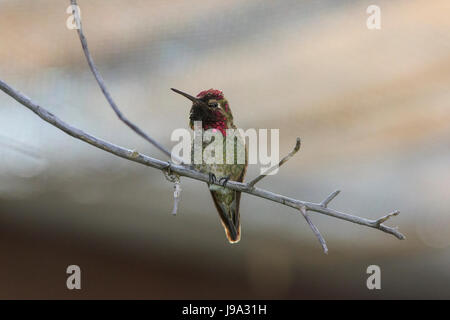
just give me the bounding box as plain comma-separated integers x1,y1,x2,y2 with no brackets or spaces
209,103,218,108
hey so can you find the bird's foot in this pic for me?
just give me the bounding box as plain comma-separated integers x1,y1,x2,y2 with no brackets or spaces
208,172,217,185
219,175,231,187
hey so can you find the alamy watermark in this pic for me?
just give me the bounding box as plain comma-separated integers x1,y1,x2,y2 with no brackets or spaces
171,121,280,175
366,5,381,30
366,265,381,290
66,5,81,30
66,265,81,290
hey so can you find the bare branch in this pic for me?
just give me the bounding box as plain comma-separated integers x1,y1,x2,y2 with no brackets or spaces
320,190,341,208
375,210,400,227
171,182,182,215
0,79,405,251
300,206,328,254
69,0,178,161
163,169,182,215
248,137,301,187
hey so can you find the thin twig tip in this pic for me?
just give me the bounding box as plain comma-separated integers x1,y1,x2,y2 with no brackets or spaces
294,137,301,151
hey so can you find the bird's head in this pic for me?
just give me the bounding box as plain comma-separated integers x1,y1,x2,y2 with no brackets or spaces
171,88,233,135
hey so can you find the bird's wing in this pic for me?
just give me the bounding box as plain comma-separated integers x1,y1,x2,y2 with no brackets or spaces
210,190,240,243
210,142,248,244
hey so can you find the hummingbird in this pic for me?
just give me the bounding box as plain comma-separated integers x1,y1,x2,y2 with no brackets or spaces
171,88,248,244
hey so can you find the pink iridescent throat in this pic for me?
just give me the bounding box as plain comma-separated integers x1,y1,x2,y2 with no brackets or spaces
196,89,228,136
203,112,227,136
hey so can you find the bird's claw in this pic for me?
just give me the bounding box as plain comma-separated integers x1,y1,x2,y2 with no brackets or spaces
219,176,231,187
208,172,217,185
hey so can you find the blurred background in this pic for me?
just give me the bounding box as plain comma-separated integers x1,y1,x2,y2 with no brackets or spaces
0,0,449,299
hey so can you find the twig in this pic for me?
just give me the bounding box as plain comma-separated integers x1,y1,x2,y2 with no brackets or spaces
300,206,328,254
375,210,400,227
0,79,405,250
320,190,341,208
172,181,182,215
248,137,301,187
163,167,182,215
70,0,178,161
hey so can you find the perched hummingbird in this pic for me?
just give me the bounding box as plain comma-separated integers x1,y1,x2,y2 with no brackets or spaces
171,88,248,244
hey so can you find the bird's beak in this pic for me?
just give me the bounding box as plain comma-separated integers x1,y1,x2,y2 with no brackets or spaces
171,88,207,107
